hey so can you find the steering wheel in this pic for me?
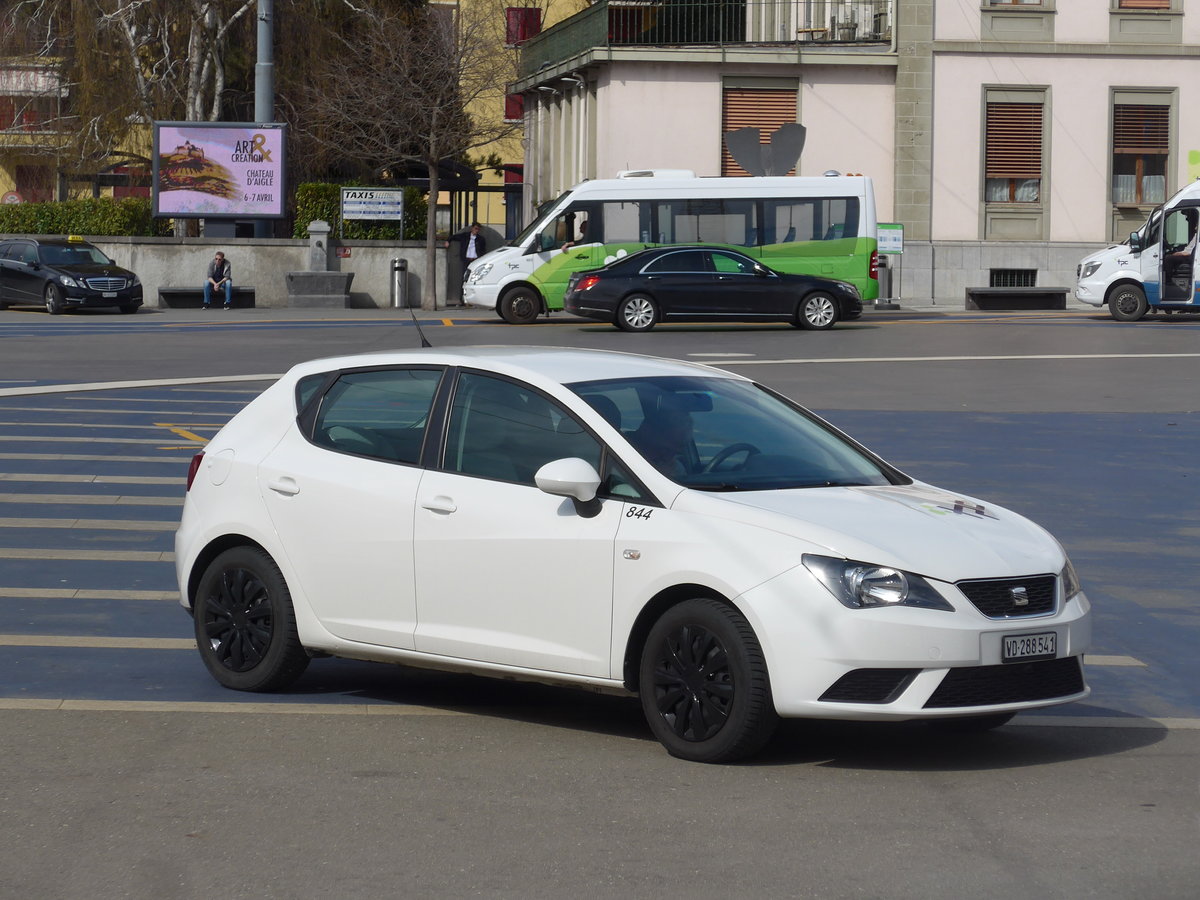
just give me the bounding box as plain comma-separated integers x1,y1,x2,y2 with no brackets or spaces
703,442,761,473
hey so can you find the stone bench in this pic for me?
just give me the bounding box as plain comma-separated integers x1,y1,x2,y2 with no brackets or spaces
965,286,1068,311
158,286,256,309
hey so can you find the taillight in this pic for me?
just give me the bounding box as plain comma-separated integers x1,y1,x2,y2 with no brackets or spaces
576,274,601,291
185,452,204,492
869,250,879,280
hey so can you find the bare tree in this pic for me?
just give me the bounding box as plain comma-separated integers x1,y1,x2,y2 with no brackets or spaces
2,0,256,193
291,0,523,308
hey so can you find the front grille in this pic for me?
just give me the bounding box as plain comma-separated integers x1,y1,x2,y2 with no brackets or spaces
924,657,1084,708
819,668,919,704
84,277,127,291
957,575,1056,618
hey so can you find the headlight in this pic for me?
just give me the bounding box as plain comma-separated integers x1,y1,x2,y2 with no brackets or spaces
803,554,954,611
1061,558,1082,603
1079,262,1100,279
131,274,141,286
834,281,860,296
59,275,79,288
468,263,492,283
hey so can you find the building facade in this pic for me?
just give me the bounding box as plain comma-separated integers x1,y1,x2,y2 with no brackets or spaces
516,0,1200,302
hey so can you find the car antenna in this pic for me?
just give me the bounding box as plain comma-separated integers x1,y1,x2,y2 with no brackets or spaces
407,301,433,348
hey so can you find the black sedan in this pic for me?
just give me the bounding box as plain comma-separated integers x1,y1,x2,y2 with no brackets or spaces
0,236,143,315
564,245,862,332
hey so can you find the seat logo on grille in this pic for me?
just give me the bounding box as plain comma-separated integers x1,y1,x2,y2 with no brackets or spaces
1010,586,1030,606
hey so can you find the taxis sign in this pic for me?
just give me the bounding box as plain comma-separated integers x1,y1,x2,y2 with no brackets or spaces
341,188,405,221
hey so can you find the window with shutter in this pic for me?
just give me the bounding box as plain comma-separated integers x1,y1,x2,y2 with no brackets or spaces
1118,1,1170,9
505,7,542,46
504,92,525,123
720,88,798,177
1112,104,1169,205
985,102,1043,203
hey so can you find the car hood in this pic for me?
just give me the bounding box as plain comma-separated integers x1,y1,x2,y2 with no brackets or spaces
674,482,1061,582
53,263,135,277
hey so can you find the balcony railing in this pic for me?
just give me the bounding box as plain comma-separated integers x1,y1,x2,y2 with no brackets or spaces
522,0,893,77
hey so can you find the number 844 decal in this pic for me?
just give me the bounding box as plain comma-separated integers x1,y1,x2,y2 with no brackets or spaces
625,506,655,520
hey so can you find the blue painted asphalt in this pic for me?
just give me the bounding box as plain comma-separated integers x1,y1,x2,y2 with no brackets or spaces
0,384,1196,721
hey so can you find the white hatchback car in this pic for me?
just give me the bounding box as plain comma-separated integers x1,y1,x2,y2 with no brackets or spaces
176,347,1091,762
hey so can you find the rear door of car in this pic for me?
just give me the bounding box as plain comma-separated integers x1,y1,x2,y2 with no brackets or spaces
639,249,716,317
257,366,445,649
2,242,40,303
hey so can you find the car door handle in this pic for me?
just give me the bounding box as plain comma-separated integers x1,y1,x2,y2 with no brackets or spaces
420,496,457,514
267,477,300,496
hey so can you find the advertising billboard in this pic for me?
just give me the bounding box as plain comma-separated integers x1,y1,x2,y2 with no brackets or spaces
153,122,287,219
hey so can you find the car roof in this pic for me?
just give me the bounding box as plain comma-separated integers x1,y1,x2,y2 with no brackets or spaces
286,346,747,387
0,237,96,248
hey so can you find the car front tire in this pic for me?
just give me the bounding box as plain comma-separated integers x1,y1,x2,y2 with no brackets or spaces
499,286,541,324
615,294,658,332
796,292,837,330
44,283,64,316
193,546,310,692
1108,285,1148,322
639,598,778,763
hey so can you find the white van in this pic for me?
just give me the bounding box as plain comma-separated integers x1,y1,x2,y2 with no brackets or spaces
464,170,879,324
1076,180,1200,321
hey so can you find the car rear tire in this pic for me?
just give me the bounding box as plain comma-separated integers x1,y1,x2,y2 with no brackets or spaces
639,598,778,763
924,712,1016,734
796,292,837,330
499,286,541,324
1108,285,1148,322
193,546,310,692
44,283,64,316
615,294,658,332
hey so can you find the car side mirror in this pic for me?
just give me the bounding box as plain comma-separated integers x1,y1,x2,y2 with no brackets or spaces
753,264,770,277
1128,232,1142,253
535,457,603,517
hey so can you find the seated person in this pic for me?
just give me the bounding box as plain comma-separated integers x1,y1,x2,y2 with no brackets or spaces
629,406,694,477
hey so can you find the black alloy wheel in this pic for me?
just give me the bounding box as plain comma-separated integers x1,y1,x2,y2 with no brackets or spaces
639,598,778,763
193,546,309,692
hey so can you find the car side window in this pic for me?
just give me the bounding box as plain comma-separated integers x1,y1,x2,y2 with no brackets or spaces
643,250,707,274
311,368,442,464
8,243,37,264
709,251,756,275
444,373,602,486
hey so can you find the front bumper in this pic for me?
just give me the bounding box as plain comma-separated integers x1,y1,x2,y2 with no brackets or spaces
462,281,498,310
64,285,144,309
1074,282,1105,307
738,565,1092,720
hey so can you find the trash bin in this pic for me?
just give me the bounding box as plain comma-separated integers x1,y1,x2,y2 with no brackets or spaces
391,258,409,308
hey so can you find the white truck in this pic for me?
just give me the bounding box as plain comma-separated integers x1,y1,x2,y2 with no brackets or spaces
1076,180,1200,321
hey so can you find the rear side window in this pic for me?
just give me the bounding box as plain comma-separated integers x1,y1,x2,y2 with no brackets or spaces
643,250,707,274
311,368,442,464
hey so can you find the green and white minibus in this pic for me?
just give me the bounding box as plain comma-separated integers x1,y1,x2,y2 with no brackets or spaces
463,170,879,324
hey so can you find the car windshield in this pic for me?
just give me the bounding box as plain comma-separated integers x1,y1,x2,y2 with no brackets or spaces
40,245,109,266
568,375,903,491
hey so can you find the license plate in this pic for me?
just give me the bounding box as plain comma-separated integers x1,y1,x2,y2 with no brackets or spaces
1002,631,1057,663
102,291,117,298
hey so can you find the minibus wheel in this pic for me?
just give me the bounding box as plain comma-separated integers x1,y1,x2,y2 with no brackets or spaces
1108,285,1148,322
499,286,541,324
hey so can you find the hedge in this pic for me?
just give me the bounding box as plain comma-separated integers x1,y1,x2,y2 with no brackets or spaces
0,197,168,237
292,183,427,241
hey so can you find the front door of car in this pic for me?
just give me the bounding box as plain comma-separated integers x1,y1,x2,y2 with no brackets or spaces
708,249,791,315
640,249,716,317
257,367,445,649
1159,206,1199,304
413,371,620,678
